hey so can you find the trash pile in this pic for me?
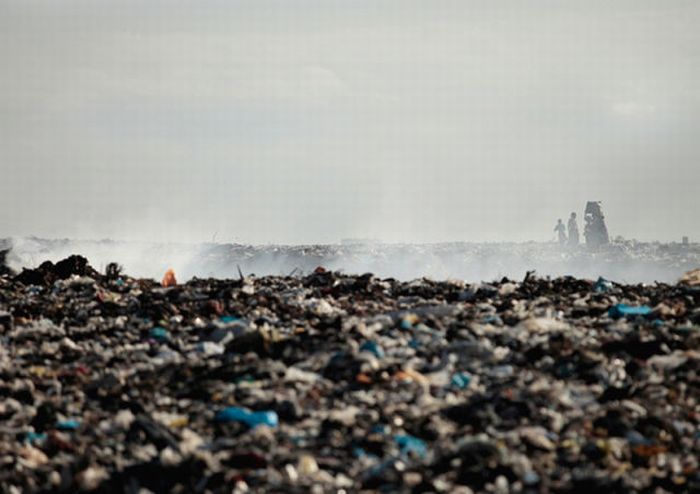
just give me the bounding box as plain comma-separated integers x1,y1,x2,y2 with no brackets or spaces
5,236,700,285
1,256,699,492
0,248,12,277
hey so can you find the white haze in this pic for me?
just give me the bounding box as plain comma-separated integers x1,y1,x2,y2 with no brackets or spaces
5,237,699,285
1,0,699,247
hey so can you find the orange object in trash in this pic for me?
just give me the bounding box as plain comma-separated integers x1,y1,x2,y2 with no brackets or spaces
162,268,177,287
356,373,373,385
394,368,429,384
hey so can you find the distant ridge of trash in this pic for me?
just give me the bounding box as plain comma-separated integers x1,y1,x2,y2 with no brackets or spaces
2,236,699,284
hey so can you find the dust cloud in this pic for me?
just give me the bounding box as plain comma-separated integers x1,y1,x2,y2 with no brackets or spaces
4,237,698,284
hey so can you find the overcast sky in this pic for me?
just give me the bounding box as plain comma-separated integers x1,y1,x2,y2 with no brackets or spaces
1,0,698,244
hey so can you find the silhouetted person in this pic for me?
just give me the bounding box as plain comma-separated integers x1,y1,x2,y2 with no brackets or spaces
584,201,610,246
567,212,579,246
554,219,567,245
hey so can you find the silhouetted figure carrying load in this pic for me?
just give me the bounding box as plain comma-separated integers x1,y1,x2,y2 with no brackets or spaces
554,219,567,245
584,201,609,247
567,212,579,246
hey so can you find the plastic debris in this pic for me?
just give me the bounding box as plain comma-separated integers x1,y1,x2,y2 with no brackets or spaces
149,326,170,341
359,340,385,358
594,276,613,293
24,432,48,444
0,253,699,492
608,303,653,319
450,372,472,389
55,419,80,431
196,341,225,356
394,434,428,458
296,454,319,476
215,407,279,429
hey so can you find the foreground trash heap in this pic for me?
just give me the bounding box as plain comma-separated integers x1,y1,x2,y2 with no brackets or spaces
0,257,699,493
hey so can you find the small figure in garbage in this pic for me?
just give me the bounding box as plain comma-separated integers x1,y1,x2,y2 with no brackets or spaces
554,219,567,245
567,212,579,246
584,201,610,247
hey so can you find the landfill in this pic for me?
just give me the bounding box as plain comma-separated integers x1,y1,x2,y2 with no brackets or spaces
1,255,699,493
3,237,700,285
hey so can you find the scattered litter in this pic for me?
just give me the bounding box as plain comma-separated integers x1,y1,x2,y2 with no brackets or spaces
594,276,614,293
394,434,428,458
215,407,279,429
450,372,472,389
0,254,698,492
149,326,169,341
55,419,80,431
608,303,653,319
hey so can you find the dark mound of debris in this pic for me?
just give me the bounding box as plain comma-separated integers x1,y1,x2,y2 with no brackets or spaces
13,255,100,286
0,256,698,493
0,249,12,277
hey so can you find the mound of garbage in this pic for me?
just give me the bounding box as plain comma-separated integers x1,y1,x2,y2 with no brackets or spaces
4,236,700,284
0,256,698,492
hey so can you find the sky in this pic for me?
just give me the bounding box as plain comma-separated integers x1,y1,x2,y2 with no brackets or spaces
1,0,698,244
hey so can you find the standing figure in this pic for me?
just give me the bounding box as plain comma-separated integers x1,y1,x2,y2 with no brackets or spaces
567,212,579,246
584,201,610,247
554,219,567,245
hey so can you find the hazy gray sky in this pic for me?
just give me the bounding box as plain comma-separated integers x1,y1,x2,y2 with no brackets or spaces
1,0,698,243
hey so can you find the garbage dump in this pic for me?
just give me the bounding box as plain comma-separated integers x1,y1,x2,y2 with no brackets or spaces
4,236,700,285
1,255,699,492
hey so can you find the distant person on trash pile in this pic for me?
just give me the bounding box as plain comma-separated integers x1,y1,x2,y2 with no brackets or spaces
567,212,580,246
554,219,567,245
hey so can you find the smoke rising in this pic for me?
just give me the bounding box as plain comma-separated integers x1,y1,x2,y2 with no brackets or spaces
4,237,698,284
